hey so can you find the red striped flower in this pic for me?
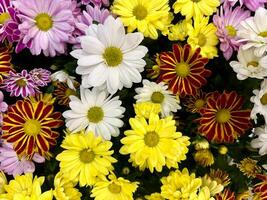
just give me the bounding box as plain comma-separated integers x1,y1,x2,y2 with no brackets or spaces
216,189,235,200
197,91,251,143
0,47,13,82
253,175,267,200
159,44,211,97
2,98,63,158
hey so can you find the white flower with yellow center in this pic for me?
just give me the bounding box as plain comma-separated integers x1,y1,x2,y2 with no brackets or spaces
251,125,267,156
134,80,181,117
71,16,148,94
63,87,125,140
230,47,267,80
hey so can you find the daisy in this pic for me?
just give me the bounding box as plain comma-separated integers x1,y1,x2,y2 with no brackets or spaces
71,16,148,94
134,80,181,117
0,47,13,81
253,175,267,200
213,6,250,60
63,87,125,140
159,44,211,97
50,70,77,90
251,125,267,155
29,68,51,87
14,0,75,56
112,0,170,39
81,0,109,7
183,90,211,113
208,169,231,187
0,90,8,126
230,48,267,80
237,7,267,57
238,158,261,178
215,189,235,200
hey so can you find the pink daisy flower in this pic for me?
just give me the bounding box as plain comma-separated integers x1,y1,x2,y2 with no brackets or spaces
29,68,51,87
2,70,39,98
0,90,8,127
13,0,75,57
213,6,250,60
221,0,267,11
0,143,45,177
81,0,109,7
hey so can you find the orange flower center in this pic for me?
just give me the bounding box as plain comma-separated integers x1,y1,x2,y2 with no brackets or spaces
144,131,159,147
260,93,267,105
79,149,95,163
175,62,190,78
108,182,121,193
151,91,165,103
216,109,231,123
194,99,205,109
23,119,41,136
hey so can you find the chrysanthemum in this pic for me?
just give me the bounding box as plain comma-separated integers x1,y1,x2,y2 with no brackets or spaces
134,80,181,117
251,125,267,156
2,70,39,98
134,102,161,119
63,87,125,140
0,173,53,199
187,16,218,59
29,68,51,87
56,131,117,186
253,175,267,200
54,82,78,106
120,113,190,172
173,0,220,19
0,90,8,126
209,169,231,187
0,47,13,80
81,0,109,7
242,0,267,11
0,170,6,194
71,16,148,94
14,0,74,57
91,174,138,200
184,90,211,113
197,91,251,143
213,6,250,60
238,158,261,178
215,189,235,200
159,44,211,97
145,193,165,200
2,98,63,158
50,70,77,90
201,175,224,196
230,48,267,80
194,149,214,167
112,0,170,39
168,19,189,41
237,7,267,57
0,142,44,177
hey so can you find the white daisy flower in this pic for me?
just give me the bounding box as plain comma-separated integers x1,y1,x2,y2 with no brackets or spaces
250,79,267,123
50,70,76,90
237,7,267,57
70,16,148,94
251,125,267,156
134,80,181,117
230,47,267,80
63,87,125,140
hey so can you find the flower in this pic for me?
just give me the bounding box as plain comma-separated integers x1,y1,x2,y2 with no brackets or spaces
2,98,63,158
14,0,74,56
91,174,138,200
251,79,267,123
71,16,148,94
0,90,8,125
237,7,267,57
54,82,78,106
29,68,51,87
215,189,235,200
242,0,267,11
230,48,267,80
120,113,190,172
159,44,211,97
2,70,39,98
253,175,267,200
201,175,224,196
50,70,77,90
251,125,267,156
0,173,53,199
238,158,261,178
145,193,165,200
56,131,117,186
63,87,125,140
209,169,231,187
184,90,211,113
0,170,6,194
193,138,210,150
81,0,109,7
213,6,250,60
187,16,219,59
134,102,161,119
112,0,170,39
0,47,13,80
53,172,82,200
168,19,189,41
134,80,181,117
173,0,220,19
194,149,214,167
197,91,251,143
0,142,45,177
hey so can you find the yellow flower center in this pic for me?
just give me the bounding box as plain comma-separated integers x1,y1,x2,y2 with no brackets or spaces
79,149,95,163
103,47,123,67
0,12,10,24
23,119,41,136
35,13,53,31
87,106,104,123
151,91,165,103
225,25,237,37
144,131,159,147
243,162,255,172
65,88,76,97
175,62,190,78
258,31,267,37
108,183,121,194
132,5,148,20
216,109,231,123
194,99,205,109
16,78,27,87
260,93,267,105
198,33,207,47
247,61,259,67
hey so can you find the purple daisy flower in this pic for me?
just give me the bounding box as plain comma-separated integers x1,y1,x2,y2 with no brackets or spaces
213,6,250,60
0,142,45,177
13,0,75,57
2,70,39,98
81,0,109,7
0,90,7,127
30,68,51,87
221,0,267,11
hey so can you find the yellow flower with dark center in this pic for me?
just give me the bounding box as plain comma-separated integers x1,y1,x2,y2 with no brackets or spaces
238,158,261,178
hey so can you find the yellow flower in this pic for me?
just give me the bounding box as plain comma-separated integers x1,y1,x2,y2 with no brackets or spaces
218,145,228,155
187,16,218,59
0,171,7,194
91,174,138,200
145,193,165,200
134,102,161,119
168,19,190,41
120,114,190,172
0,173,53,200
193,138,210,150
194,149,214,167
56,131,117,186
208,169,231,187
112,0,170,39
238,158,261,178
197,186,214,200
53,172,82,200
201,175,224,196
173,0,220,19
